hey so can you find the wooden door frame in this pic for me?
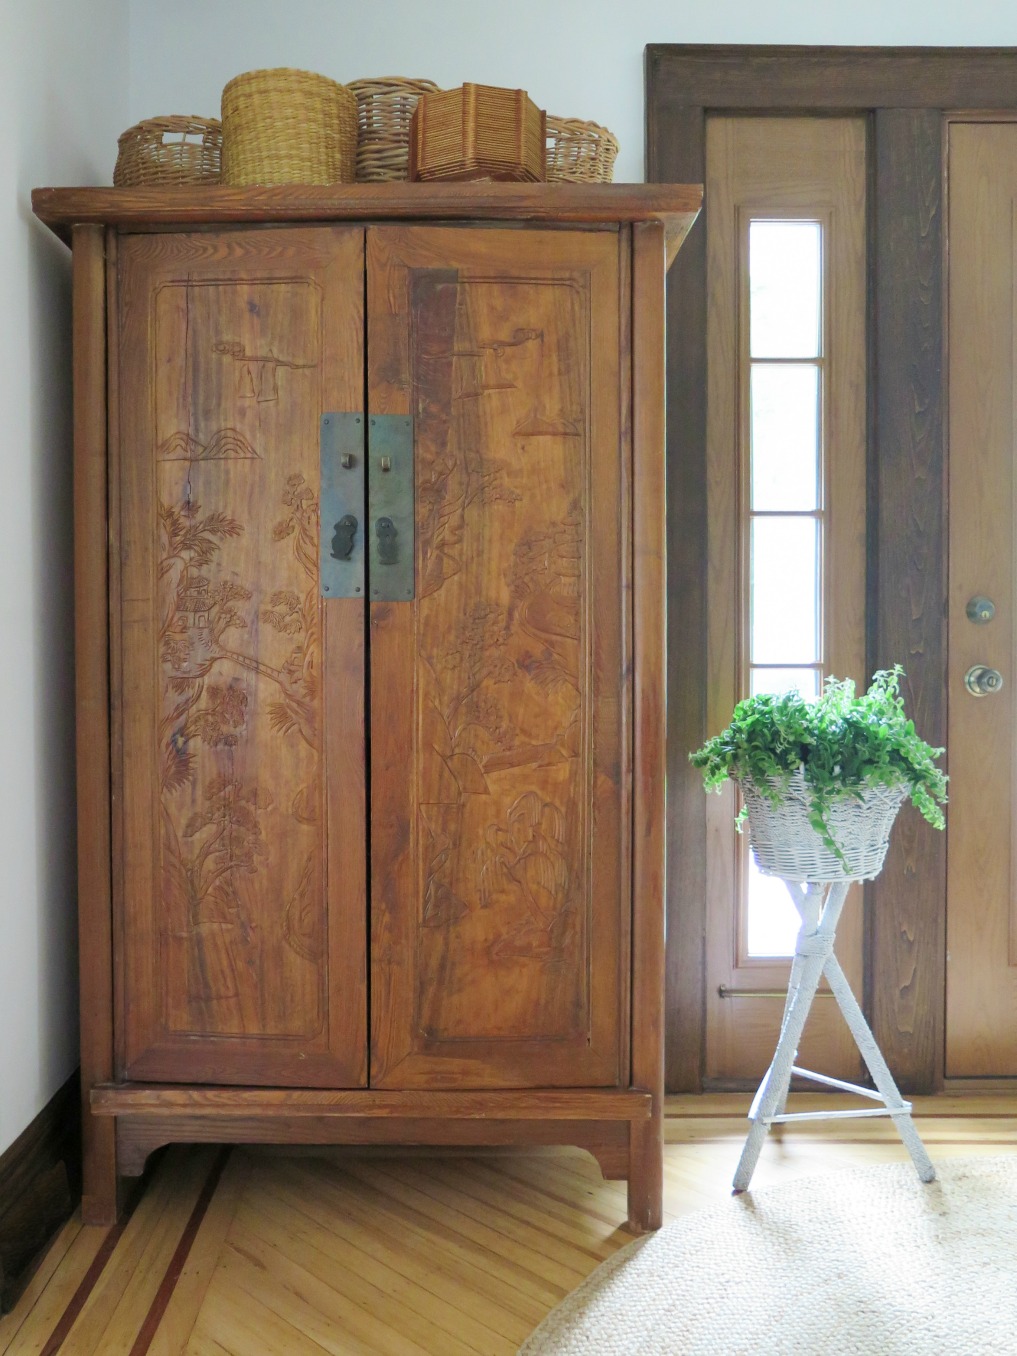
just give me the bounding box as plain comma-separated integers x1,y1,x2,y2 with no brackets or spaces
648,45,1017,1094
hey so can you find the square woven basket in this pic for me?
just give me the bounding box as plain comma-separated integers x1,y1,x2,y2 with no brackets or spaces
409,83,545,183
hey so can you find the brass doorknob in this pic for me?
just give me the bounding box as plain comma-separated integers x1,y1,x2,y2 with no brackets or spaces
964,665,1004,697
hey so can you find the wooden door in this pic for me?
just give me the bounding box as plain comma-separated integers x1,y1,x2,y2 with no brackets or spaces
116,227,367,1086
367,227,628,1089
703,117,868,1083
947,122,1017,1076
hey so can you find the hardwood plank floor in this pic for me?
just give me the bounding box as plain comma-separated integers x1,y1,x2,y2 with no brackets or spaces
1,1096,1013,1355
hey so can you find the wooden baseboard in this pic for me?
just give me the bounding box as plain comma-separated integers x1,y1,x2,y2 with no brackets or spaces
0,1070,80,1313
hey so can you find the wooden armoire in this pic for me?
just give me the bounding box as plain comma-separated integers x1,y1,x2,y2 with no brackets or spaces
32,183,700,1231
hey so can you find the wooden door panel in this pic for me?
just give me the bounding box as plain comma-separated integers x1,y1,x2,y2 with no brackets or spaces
368,227,627,1088
947,124,1017,1076
117,228,367,1086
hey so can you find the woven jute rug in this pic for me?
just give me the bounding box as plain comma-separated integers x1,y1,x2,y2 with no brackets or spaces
519,1155,1017,1355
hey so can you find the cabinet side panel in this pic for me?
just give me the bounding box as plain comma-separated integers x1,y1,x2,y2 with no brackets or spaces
73,224,117,1222
629,221,667,1231
116,228,366,1086
368,226,626,1089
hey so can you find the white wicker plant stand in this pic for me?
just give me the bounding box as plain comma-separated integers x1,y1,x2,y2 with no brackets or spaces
732,774,936,1194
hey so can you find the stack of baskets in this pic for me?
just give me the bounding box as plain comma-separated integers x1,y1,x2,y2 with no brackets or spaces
112,71,619,188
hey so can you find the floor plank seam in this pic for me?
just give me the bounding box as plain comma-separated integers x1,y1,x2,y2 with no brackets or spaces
128,1146,232,1356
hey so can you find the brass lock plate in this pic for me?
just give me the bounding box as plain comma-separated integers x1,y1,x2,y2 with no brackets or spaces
320,413,366,598
368,415,415,601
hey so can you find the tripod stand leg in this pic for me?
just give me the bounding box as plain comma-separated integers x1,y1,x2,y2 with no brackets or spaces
822,954,936,1183
732,883,848,1192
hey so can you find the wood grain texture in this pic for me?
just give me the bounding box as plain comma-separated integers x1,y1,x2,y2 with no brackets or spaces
72,223,118,1225
630,221,667,1231
115,227,367,1088
646,101,708,1094
869,109,946,1092
112,1118,633,1179
31,183,701,261
91,1087,650,1118
367,227,627,1090
646,44,1017,109
945,123,1017,1076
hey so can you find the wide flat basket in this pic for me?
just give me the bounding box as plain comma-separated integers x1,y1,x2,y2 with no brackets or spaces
221,67,357,186
409,83,545,183
545,115,618,183
114,115,222,187
348,77,440,181
740,770,907,882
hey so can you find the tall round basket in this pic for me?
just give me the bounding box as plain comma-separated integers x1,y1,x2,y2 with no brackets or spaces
739,769,907,882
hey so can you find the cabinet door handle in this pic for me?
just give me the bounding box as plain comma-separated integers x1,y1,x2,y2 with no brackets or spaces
330,514,358,561
376,516,398,565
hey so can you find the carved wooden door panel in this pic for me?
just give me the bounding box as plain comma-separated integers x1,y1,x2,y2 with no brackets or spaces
367,227,628,1088
116,228,367,1086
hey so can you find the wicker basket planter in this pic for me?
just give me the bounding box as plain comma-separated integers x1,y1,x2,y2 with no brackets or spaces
113,116,222,187
740,770,907,882
545,115,619,183
220,67,357,186
348,77,440,181
409,83,546,183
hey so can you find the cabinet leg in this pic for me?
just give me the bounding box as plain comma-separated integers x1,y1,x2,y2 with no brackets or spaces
81,1114,119,1225
626,1116,663,1233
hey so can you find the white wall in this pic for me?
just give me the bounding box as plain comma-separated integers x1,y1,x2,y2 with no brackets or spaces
130,0,1017,181
0,0,128,1156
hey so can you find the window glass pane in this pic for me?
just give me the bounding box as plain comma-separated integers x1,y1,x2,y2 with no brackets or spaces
749,221,822,359
750,667,820,698
750,517,819,664
750,364,820,511
746,854,801,956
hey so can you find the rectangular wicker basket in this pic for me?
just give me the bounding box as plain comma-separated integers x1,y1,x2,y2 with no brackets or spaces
409,83,545,183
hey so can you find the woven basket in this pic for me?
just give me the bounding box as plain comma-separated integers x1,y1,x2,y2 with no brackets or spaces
113,115,222,187
409,83,545,183
740,770,907,882
545,115,619,183
348,77,440,181
220,67,357,186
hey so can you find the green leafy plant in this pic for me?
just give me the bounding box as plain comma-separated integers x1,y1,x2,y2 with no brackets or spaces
690,667,947,862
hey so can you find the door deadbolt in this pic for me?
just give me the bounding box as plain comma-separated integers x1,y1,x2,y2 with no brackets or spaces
964,664,1004,697
966,596,996,624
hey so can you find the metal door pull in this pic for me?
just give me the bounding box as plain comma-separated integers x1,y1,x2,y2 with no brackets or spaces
330,514,358,561
376,517,398,564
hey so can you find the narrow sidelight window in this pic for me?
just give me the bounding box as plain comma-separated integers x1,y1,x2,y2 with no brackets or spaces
744,218,825,957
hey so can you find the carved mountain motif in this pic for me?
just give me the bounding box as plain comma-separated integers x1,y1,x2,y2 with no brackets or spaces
157,428,261,461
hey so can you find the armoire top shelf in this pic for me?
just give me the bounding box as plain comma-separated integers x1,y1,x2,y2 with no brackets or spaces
31,181,702,266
